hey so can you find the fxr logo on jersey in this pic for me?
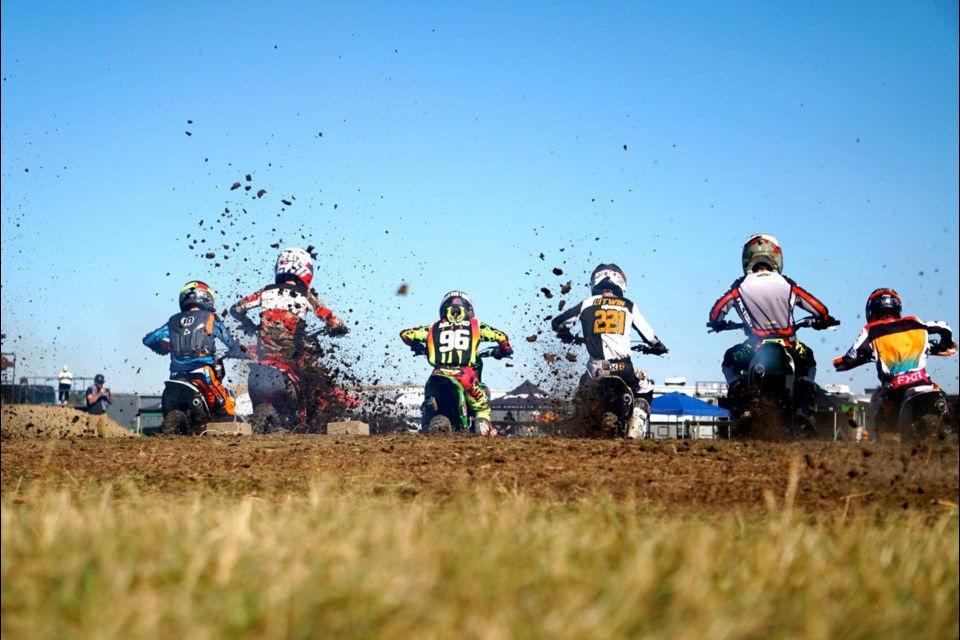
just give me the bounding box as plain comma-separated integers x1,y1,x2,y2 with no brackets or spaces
891,369,930,388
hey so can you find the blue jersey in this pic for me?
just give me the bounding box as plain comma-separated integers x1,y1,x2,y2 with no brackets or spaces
143,309,244,374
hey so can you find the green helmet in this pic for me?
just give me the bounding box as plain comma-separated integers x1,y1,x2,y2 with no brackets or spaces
741,233,783,274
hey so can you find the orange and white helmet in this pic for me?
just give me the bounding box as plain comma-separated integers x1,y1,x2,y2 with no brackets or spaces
275,247,314,288
741,233,783,274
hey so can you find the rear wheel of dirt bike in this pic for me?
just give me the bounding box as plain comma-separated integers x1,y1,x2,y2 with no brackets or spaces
428,415,453,434
250,404,281,434
746,396,789,441
903,414,942,445
792,413,821,440
161,410,189,436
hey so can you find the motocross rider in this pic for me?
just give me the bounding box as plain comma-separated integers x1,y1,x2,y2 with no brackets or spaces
551,263,668,439
833,288,956,434
708,234,835,417
230,247,349,369
143,281,248,418
400,291,513,436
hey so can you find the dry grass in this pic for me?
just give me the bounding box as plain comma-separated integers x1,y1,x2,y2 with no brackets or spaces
2,476,957,640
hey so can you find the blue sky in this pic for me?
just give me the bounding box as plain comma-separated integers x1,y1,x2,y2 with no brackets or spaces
2,1,958,396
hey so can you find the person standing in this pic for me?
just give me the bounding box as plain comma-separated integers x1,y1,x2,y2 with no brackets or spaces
85,373,113,437
57,365,74,406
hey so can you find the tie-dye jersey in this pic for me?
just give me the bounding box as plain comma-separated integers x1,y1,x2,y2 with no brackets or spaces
400,318,512,368
838,316,953,386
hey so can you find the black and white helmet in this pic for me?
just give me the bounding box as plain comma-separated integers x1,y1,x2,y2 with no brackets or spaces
439,291,475,322
590,264,627,297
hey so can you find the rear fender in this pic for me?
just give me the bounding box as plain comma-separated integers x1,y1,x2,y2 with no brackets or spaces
162,379,208,414
899,386,948,425
424,374,469,430
581,375,634,422
748,340,796,396
162,379,210,428
601,376,634,419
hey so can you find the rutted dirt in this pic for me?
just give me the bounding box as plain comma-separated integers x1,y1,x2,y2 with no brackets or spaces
2,404,957,517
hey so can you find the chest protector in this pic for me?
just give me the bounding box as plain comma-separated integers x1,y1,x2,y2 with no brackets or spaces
168,310,217,359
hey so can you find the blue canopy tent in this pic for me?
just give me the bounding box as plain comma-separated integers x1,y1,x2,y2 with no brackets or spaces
649,392,729,439
651,392,730,418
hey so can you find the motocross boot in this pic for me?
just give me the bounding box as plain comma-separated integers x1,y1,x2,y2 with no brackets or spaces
476,418,497,437
626,399,650,439
794,379,817,417
212,395,229,418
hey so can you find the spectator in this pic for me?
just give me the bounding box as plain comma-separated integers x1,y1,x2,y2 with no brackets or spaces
86,374,113,437
57,365,73,406
501,411,516,437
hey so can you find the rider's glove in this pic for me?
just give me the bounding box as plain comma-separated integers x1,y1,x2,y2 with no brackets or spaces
707,320,724,332
327,320,350,337
410,342,427,356
647,341,668,356
555,327,575,344
930,340,958,356
492,346,511,359
811,316,838,330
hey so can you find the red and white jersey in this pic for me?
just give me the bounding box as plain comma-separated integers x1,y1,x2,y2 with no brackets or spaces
709,271,830,339
230,282,341,362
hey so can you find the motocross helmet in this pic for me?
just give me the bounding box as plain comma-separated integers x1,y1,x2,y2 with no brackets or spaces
179,281,216,312
275,247,314,288
439,291,475,322
590,263,627,297
866,288,902,322
741,233,783,274
94,374,105,384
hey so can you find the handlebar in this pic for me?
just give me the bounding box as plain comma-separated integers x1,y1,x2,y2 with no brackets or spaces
553,332,665,356
409,344,512,359
631,343,667,356
929,340,958,357
707,316,840,333
479,345,512,359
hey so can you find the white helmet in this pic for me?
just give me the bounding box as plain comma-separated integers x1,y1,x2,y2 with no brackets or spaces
741,233,782,274
590,263,627,297
275,247,314,288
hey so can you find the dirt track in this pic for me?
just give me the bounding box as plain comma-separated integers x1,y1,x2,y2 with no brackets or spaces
2,405,958,517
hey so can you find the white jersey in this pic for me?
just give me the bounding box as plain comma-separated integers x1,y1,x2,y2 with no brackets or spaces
551,294,661,389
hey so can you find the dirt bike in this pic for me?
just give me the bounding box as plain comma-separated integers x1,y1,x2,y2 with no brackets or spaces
411,345,509,434
566,342,663,439
245,330,357,434
708,316,840,440
160,360,238,435
835,339,956,444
